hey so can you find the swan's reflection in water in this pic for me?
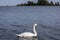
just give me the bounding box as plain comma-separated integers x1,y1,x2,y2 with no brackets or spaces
18,37,38,40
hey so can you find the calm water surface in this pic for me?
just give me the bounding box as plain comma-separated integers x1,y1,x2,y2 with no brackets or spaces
0,6,60,40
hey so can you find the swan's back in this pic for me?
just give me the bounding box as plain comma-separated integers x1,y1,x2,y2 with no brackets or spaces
16,32,35,37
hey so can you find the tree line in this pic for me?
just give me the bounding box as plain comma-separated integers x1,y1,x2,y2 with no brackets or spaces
17,0,60,6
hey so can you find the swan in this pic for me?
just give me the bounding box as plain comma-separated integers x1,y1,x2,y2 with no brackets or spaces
16,23,37,38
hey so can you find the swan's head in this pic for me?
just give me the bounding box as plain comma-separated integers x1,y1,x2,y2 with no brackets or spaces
34,23,37,27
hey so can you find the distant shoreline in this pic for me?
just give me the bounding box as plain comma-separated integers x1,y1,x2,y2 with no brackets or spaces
17,5,60,6
0,6,59,7
17,0,60,6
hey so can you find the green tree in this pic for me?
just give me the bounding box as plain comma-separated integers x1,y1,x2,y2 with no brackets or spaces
37,0,49,5
55,2,60,6
50,1,54,6
43,0,49,5
27,1,36,6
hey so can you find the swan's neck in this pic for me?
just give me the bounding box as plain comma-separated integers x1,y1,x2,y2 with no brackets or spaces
33,25,37,36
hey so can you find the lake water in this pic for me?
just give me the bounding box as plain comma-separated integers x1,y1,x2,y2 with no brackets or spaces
0,6,60,40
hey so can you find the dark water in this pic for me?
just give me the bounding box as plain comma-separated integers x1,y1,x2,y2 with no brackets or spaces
0,6,60,40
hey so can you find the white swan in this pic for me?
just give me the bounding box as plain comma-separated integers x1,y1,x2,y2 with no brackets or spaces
16,23,37,37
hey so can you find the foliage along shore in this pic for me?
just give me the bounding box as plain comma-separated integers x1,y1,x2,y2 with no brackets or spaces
17,0,60,6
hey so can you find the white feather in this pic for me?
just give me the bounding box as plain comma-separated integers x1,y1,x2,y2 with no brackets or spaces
16,23,37,37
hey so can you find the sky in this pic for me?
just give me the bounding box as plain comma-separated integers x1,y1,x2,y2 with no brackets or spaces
0,0,60,6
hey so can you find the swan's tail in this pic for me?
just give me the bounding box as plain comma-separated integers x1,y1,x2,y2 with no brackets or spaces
16,34,21,38
16,34,21,36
